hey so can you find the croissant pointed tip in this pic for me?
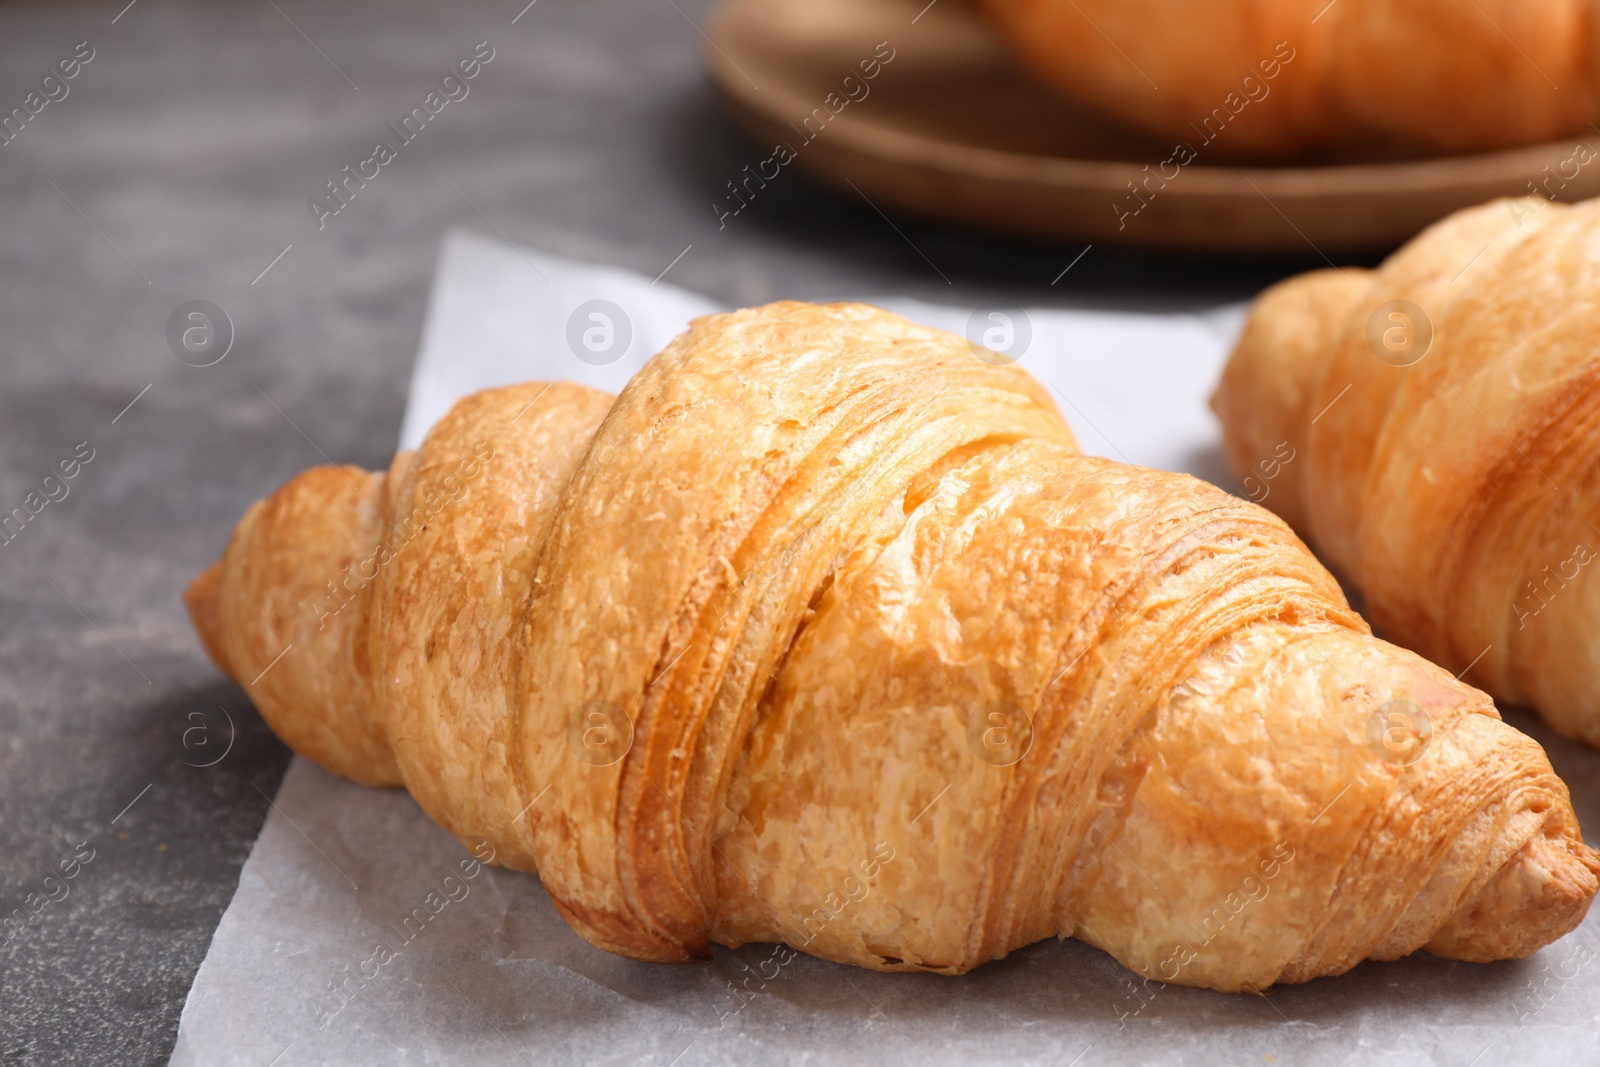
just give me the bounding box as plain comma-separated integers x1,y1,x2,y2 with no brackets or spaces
184,558,231,676
1427,830,1600,963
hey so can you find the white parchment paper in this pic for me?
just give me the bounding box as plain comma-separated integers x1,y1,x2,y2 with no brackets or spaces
171,230,1600,1066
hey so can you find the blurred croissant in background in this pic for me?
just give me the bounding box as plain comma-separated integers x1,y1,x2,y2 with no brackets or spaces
974,0,1599,160
1214,195,1600,746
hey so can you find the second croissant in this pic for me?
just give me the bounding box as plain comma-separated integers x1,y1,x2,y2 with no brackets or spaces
1215,195,1600,748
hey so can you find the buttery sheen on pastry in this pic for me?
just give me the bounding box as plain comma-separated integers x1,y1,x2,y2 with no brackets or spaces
1215,196,1600,749
973,0,1598,159
188,301,1597,992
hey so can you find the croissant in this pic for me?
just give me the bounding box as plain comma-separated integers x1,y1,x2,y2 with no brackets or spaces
973,0,1598,159
1215,196,1600,752
187,301,1597,992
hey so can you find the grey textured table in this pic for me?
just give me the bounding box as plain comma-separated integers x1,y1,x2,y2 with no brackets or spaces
0,1,1322,1063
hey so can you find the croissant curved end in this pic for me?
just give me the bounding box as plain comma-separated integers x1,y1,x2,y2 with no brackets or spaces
1429,831,1600,962
187,299,1599,992
184,559,230,677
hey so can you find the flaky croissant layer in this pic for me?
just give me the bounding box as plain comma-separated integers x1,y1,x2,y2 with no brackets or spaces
188,302,1598,992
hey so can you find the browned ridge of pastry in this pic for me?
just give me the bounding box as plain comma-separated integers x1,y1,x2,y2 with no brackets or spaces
187,301,1597,992
973,0,1599,159
1215,196,1600,750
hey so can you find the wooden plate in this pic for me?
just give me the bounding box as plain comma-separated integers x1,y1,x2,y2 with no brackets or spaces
706,0,1600,254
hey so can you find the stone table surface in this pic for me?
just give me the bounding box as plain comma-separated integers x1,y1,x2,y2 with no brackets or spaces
0,1,1318,1062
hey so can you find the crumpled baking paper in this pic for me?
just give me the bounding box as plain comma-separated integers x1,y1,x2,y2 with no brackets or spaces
170,229,1600,1066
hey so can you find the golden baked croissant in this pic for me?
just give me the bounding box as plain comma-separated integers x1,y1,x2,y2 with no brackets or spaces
973,0,1597,159
1215,196,1600,751
187,301,1597,992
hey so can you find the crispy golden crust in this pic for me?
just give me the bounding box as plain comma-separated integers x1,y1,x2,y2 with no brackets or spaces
972,0,1599,159
189,301,1597,991
1216,197,1600,747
